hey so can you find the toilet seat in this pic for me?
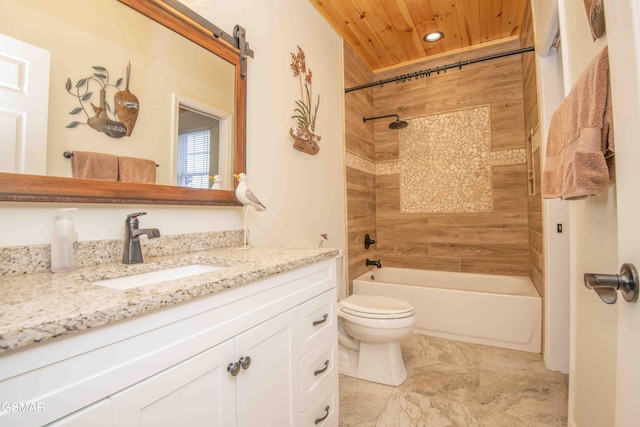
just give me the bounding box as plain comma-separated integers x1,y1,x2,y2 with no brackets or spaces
339,294,414,319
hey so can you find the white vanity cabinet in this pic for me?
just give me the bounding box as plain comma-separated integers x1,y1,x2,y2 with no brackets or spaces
110,309,299,427
0,258,338,427
47,399,113,427
233,308,300,427
297,287,339,426
108,339,237,426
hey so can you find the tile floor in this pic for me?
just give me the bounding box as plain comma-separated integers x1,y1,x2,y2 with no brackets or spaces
339,334,568,427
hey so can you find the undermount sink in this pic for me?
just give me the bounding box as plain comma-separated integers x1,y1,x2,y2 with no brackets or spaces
93,264,227,290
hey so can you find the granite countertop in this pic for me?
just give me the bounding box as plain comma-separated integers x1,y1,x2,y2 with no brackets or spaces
0,246,339,353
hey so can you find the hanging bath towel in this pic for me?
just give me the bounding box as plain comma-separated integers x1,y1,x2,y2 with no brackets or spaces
542,46,614,200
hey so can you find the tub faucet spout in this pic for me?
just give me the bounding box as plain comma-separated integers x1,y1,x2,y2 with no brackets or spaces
366,259,382,268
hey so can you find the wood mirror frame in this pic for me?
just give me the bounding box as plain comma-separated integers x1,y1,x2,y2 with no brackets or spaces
0,0,245,206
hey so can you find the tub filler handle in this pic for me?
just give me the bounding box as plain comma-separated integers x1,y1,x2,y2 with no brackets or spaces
364,234,377,249
584,263,638,304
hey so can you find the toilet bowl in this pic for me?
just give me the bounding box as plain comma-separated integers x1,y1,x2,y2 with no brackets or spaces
337,293,416,386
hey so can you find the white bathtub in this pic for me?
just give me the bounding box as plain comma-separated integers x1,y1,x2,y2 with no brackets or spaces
353,267,541,353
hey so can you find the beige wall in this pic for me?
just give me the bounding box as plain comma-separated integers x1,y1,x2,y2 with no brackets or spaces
202,0,346,250
0,0,346,254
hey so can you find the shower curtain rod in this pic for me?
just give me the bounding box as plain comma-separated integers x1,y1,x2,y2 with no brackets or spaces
344,46,535,93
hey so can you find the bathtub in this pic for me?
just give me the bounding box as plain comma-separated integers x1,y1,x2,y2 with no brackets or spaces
353,267,541,353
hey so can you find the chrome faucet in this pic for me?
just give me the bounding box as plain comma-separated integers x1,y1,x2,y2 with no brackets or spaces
123,212,160,264
366,259,382,268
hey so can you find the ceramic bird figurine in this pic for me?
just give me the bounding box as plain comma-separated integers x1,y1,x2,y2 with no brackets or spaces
234,173,266,211
209,175,222,189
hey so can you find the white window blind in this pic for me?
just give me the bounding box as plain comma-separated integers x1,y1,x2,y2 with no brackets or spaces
177,128,210,188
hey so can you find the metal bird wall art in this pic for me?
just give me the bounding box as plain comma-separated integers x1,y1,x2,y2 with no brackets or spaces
65,63,139,138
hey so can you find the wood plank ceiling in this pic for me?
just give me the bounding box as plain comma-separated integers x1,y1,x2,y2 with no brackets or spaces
309,0,527,72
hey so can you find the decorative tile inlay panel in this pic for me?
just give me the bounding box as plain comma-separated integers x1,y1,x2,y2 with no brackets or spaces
345,151,375,174
398,106,525,214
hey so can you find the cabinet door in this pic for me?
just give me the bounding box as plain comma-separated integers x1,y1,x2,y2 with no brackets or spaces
47,399,112,427
110,339,235,427
235,309,300,427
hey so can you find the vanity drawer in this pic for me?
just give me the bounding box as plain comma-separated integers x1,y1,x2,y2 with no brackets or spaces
299,333,337,411
300,377,338,427
299,288,336,357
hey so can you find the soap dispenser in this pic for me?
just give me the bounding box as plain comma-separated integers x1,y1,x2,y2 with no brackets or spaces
51,208,79,273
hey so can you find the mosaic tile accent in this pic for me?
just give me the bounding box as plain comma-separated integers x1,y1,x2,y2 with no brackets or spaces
345,152,375,175
398,106,525,214
490,148,527,166
348,106,526,215
376,161,401,175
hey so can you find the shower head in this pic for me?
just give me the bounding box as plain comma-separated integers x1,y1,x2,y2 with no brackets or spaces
363,114,408,130
388,117,408,129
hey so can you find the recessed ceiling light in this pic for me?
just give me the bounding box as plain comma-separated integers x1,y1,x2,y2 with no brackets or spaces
423,31,444,42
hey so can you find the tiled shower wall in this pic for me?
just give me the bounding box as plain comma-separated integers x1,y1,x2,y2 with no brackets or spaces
521,0,545,299
344,42,376,294
344,38,532,284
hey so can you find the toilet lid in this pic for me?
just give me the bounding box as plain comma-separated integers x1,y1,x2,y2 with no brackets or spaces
340,294,414,319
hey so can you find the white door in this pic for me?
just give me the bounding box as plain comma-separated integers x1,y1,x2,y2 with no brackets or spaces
0,33,50,174
235,309,300,427
567,0,640,425
606,1,640,425
110,339,236,427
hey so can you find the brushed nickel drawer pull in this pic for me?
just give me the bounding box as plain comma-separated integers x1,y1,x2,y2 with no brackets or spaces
312,313,328,326
314,405,330,425
314,360,329,376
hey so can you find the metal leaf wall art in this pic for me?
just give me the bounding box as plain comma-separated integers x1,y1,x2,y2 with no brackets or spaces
65,63,140,138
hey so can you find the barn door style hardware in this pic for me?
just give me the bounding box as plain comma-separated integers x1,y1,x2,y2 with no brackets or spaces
584,263,639,304
161,0,254,79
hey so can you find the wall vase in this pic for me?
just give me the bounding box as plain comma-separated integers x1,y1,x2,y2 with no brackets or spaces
290,126,320,155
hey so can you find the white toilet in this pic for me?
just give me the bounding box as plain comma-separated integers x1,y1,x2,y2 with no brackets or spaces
337,292,416,386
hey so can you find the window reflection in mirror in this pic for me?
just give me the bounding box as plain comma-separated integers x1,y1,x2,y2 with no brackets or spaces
178,110,219,189
173,96,232,190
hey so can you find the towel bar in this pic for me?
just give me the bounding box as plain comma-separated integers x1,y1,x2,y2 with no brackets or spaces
63,151,159,167
584,263,638,304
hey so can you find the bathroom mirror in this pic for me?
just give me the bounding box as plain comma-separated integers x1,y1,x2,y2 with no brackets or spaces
0,0,247,206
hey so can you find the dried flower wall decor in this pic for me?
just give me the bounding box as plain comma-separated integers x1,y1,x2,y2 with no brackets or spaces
289,46,321,155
